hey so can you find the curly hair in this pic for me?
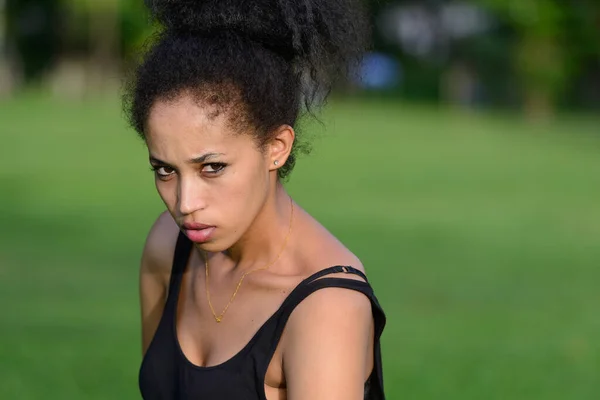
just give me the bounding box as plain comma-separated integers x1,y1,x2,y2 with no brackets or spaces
124,0,368,179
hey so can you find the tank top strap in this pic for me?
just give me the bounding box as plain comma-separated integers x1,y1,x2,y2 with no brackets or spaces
253,266,386,397
277,265,385,341
301,265,370,284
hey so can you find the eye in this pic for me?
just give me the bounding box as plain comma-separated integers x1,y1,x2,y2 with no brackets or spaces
151,165,176,179
202,163,226,175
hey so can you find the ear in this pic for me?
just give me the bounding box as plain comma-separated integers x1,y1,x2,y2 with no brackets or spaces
267,125,295,172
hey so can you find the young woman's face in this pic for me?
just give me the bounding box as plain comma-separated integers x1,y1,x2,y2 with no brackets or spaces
145,93,273,252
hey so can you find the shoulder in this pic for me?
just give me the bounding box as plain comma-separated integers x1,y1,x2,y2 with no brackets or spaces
139,211,180,354
140,210,180,283
281,278,374,398
293,206,367,277
283,209,373,327
285,280,373,338
277,207,377,396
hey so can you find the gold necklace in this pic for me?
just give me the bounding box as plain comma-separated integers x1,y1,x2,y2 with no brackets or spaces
205,197,294,323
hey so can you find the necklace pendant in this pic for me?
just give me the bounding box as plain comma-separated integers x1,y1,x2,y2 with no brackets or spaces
215,317,222,323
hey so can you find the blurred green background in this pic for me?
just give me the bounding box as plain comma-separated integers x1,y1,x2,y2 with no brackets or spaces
1,1,600,399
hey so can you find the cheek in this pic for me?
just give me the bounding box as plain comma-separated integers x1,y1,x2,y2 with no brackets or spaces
220,161,269,216
223,171,262,207
155,180,178,210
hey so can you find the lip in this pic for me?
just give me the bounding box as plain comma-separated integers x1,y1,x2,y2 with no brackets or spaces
182,222,213,230
181,222,216,243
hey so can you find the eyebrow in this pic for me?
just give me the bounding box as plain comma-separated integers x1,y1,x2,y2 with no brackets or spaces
149,152,224,165
189,152,224,164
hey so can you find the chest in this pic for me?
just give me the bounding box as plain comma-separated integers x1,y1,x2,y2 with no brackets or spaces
141,298,289,399
173,269,294,393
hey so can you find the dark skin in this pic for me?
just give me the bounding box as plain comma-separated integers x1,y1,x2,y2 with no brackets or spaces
140,92,374,399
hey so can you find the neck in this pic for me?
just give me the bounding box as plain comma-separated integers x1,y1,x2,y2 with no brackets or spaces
224,182,293,272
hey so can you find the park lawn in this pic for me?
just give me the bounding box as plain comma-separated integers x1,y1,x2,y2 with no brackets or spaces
1,93,599,399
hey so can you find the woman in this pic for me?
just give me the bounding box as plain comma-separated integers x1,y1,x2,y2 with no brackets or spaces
125,0,386,399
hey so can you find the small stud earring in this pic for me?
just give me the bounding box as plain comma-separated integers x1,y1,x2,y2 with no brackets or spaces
274,160,279,166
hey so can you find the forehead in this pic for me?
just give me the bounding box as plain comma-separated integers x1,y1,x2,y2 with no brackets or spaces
145,93,255,157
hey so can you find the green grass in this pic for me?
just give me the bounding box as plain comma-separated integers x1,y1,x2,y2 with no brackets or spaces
1,93,599,399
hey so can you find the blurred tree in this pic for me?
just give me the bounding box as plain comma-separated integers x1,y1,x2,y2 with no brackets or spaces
61,0,120,91
0,0,13,96
5,0,60,84
367,0,599,112
119,0,153,60
562,0,600,110
50,0,152,96
477,0,600,119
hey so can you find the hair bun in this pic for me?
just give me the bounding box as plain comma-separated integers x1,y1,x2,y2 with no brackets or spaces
145,0,293,55
144,0,368,106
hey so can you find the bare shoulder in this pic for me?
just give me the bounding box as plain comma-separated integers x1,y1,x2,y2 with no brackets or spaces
287,283,373,331
140,210,180,354
282,277,374,398
141,210,180,278
294,206,368,280
283,286,373,356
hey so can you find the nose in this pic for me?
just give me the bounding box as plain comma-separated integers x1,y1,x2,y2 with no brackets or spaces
178,177,207,216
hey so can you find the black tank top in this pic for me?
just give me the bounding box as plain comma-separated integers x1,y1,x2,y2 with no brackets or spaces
139,233,386,399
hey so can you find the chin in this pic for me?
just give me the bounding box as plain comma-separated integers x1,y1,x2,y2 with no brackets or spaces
192,239,230,254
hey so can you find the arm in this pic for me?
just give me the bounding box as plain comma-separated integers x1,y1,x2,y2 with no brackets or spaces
283,287,375,400
139,210,180,355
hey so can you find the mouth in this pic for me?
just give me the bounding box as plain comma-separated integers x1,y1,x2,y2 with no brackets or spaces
182,222,216,243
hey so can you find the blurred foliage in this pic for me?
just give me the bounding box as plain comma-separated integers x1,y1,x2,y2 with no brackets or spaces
119,0,154,58
2,0,599,113
4,0,61,81
56,0,152,58
477,0,600,115
60,0,154,57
